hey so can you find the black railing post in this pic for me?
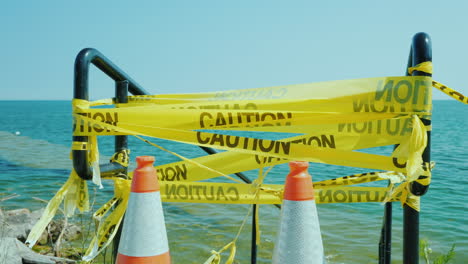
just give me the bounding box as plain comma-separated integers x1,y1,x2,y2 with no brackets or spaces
251,205,258,264
200,147,264,264
112,80,129,263
378,189,392,264
403,32,432,264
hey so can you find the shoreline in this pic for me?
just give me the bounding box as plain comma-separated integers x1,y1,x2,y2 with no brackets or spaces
0,206,95,264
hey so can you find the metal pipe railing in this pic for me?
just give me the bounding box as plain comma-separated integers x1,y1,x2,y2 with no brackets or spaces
378,185,393,264
73,48,262,263
74,34,432,262
111,80,129,263
403,32,432,264
378,32,432,264
73,48,149,180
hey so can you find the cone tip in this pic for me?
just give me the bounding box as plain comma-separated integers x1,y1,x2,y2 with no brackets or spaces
284,161,314,201
132,156,159,193
289,160,309,170
136,156,155,167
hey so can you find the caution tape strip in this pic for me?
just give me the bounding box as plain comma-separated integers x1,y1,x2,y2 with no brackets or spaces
110,149,131,168
73,114,428,180
432,80,468,104
409,61,467,104
83,178,130,261
73,104,428,135
25,170,89,247
121,76,431,108
159,181,398,205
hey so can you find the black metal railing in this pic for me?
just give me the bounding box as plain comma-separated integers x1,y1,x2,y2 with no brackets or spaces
378,32,432,264
73,48,148,179
72,48,260,263
74,32,432,263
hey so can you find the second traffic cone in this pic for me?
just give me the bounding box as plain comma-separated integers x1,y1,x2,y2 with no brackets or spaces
116,156,171,264
272,161,324,264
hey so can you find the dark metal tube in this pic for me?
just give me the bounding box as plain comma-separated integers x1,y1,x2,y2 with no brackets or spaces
409,32,432,196
73,48,149,180
115,80,129,160
74,48,148,98
403,205,420,264
112,80,129,262
200,146,260,264
379,201,392,264
199,146,280,208
403,32,432,264
251,205,258,264
199,146,283,264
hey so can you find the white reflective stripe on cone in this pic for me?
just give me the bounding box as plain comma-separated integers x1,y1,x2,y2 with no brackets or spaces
118,192,169,257
273,200,324,264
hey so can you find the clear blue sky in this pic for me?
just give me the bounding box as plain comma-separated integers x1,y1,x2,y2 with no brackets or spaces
1,0,467,100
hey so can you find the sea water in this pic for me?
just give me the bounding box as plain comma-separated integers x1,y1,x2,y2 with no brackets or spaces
0,100,466,263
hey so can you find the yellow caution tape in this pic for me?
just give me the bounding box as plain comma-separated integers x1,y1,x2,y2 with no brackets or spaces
71,141,88,150
161,181,280,204
383,182,418,211
144,131,402,183
158,181,397,204
25,170,89,247
204,242,236,264
392,115,427,182
73,98,113,108
408,61,467,104
73,99,103,188
72,106,429,137
384,161,433,212
73,114,427,177
32,73,455,263
405,193,420,211
75,107,419,134
414,161,435,187
110,149,131,168
382,166,431,212
83,178,131,261
123,76,431,109
144,117,429,183
432,80,468,104
204,165,270,264
89,136,102,188
72,76,432,135
93,197,118,221
313,171,405,188
64,173,89,216
134,135,244,184
408,61,433,75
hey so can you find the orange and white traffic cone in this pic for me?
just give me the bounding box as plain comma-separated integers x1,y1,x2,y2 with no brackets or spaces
116,156,171,264
272,161,324,264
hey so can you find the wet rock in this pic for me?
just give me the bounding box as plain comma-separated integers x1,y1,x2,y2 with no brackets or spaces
1,208,83,262
0,208,32,241
45,220,82,243
0,237,22,264
0,208,81,244
0,237,75,263
63,224,81,241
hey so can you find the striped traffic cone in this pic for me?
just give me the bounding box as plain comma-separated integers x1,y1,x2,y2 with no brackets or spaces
272,161,324,264
116,156,171,264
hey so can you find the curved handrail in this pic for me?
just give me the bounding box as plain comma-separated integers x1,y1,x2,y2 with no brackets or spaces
72,48,148,179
